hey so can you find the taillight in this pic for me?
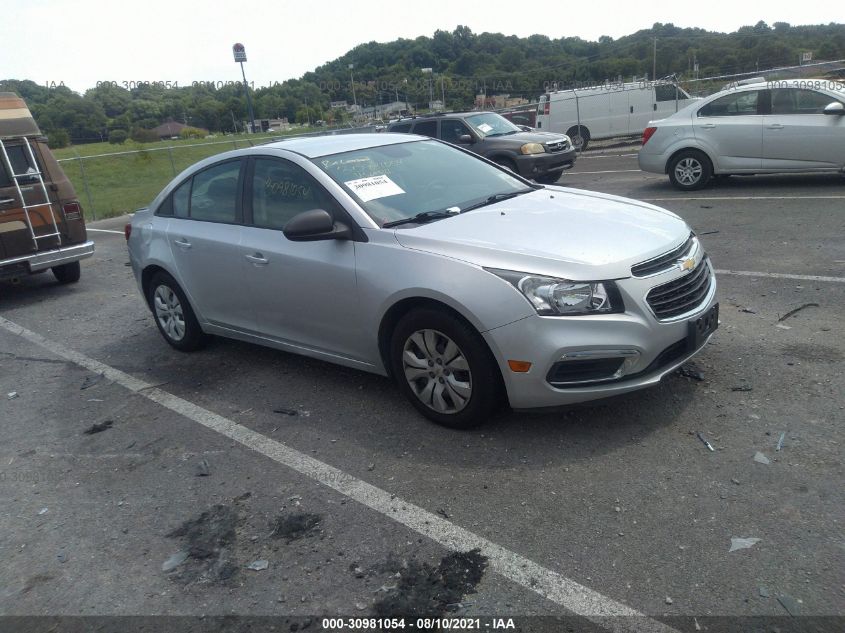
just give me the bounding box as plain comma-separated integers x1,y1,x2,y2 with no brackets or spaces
62,201,82,220
124,223,132,241
544,102,550,115
642,126,658,145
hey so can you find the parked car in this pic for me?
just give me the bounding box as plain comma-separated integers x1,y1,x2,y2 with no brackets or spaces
0,92,93,284
639,78,845,190
126,133,718,428
387,112,576,184
536,80,697,150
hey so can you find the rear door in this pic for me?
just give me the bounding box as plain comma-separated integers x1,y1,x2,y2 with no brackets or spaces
163,158,256,331
239,156,364,360
763,88,845,170
0,141,57,257
693,89,764,171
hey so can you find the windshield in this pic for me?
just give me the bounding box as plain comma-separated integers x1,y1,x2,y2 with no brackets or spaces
464,112,521,137
314,139,531,226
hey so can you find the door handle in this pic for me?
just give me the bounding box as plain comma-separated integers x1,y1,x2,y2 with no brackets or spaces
767,124,784,130
700,123,716,129
630,106,633,114
245,253,269,265
173,238,192,249
0,197,15,206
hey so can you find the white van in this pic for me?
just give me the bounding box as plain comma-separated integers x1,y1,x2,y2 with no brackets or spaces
535,80,697,150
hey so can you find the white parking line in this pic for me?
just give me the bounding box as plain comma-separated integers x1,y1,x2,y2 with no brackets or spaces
715,269,845,283
0,314,678,633
642,196,845,201
568,169,642,175
87,228,124,235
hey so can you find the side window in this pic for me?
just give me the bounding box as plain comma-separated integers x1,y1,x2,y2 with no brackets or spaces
699,91,759,117
172,179,190,217
251,158,337,231
189,160,240,222
412,120,437,138
773,88,839,114
390,123,412,133
440,120,472,144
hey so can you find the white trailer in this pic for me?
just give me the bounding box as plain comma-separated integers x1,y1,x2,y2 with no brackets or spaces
535,80,697,150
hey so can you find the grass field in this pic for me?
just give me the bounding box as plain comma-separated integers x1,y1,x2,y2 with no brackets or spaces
53,129,316,220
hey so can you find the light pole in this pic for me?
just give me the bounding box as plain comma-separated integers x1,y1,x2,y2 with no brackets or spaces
349,64,357,109
232,43,255,134
421,67,433,110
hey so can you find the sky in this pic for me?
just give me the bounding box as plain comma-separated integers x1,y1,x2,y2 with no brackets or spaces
1,0,838,93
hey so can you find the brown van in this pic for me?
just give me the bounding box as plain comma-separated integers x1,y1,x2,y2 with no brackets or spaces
0,92,93,284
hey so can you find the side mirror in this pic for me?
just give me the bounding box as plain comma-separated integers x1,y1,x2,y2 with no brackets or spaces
518,125,534,132
458,134,474,144
283,209,352,242
823,102,845,115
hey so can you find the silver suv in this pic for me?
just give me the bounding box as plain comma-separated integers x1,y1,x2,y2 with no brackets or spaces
127,133,718,428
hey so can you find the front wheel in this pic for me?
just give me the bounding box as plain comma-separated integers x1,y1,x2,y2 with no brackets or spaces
52,261,81,284
535,172,562,185
668,150,713,191
147,271,207,351
566,126,590,151
389,309,502,429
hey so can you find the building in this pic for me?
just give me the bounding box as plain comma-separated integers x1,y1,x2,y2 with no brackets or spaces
152,121,187,139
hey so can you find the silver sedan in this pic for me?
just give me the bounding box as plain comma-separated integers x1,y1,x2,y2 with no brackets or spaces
639,78,845,190
127,133,718,427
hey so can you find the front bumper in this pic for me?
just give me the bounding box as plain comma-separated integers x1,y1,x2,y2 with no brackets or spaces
515,148,577,178
483,262,717,409
0,240,95,279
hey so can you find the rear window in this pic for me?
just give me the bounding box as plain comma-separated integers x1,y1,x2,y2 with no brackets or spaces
411,121,437,137
0,144,42,188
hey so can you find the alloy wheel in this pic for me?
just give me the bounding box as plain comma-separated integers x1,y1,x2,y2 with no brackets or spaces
674,157,703,186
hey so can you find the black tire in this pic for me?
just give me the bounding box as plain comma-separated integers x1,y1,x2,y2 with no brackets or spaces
389,308,502,429
52,261,81,284
535,172,562,185
566,126,590,151
146,271,207,352
493,157,518,174
668,150,713,191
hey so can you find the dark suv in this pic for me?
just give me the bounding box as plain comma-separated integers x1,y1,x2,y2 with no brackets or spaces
387,111,576,184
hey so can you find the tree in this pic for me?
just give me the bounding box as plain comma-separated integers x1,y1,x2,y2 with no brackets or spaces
108,129,128,144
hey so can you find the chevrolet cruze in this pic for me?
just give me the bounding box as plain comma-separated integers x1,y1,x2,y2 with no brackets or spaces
126,133,718,428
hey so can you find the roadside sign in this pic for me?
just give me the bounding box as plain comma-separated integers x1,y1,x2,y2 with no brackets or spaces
233,43,247,63
802,51,812,62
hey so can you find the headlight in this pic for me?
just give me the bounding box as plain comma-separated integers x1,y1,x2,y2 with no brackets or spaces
486,268,623,316
520,143,545,155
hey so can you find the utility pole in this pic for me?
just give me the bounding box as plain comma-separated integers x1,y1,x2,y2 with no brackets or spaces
349,64,357,108
440,76,445,111
652,37,657,82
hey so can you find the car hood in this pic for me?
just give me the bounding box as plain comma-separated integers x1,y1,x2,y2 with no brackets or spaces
492,130,569,144
392,187,691,280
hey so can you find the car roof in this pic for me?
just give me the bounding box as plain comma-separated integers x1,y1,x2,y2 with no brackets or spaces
263,132,422,158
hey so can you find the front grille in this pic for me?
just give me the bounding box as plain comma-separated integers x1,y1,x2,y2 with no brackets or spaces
632,235,695,277
646,258,713,320
545,140,570,152
546,357,624,385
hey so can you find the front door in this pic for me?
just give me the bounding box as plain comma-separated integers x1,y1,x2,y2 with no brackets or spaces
239,157,364,361
763,88,845,170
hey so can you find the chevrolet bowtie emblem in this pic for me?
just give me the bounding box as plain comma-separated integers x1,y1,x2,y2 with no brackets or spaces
678,257,696,272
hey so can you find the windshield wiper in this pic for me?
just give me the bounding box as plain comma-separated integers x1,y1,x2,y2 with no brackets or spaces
458,189,534,214
383,210,458,228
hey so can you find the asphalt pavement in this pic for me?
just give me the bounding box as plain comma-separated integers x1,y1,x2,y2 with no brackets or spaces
1,153,843,633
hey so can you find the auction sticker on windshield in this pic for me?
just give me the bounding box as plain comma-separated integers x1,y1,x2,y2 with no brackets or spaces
477,122,493,133
344,174,405,202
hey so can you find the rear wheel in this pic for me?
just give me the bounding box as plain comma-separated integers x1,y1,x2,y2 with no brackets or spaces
52,261,81,284
493,157,518,174
668,150,713,191
535,172,562,185
566,126,590,151
147,271,207,351
389,308,501,429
